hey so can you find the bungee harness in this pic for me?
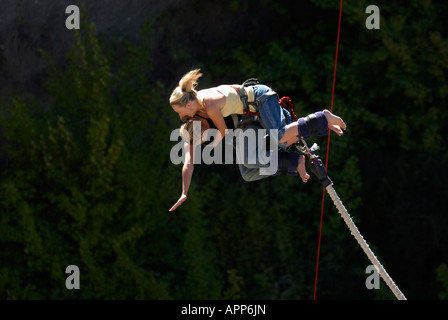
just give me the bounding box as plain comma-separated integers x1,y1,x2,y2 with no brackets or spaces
238,78,278,116
236,78,322,177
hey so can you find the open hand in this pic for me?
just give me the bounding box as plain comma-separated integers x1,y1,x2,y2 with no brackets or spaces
169,194,187,212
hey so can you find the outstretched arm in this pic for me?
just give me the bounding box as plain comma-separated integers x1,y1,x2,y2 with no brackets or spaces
169,142,194,212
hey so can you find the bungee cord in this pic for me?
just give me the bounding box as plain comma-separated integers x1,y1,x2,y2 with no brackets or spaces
296,139,407,300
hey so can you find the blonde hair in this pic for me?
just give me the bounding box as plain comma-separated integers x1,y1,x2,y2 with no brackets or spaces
179,117,210,145
180,121,199,145
169,69,203,107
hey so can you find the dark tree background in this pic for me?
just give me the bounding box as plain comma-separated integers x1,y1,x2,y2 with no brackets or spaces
0,0,447,300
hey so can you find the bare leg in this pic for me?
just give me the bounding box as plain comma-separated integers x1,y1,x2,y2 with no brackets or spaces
279,122,299,145
297,155,310,183
323,109,346,135
280,109,346,146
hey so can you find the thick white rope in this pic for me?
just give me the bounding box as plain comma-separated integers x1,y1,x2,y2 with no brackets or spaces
326,185,407,300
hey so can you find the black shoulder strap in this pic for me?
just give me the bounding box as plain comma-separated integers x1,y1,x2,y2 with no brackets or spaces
239,78,259,112
242,78,259,87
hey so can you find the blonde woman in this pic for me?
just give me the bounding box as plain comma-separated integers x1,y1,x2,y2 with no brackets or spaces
169,69,346,211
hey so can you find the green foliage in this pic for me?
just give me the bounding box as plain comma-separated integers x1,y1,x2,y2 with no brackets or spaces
436,264,448,300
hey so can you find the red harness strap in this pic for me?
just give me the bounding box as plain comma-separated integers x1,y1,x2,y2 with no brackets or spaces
242,109,259,116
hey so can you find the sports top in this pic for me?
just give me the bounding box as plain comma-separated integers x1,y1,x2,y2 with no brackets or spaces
197,85,257,117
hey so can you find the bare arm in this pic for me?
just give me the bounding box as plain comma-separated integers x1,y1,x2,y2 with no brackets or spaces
169,142,194,212
181,142,194,196
203,98,228,147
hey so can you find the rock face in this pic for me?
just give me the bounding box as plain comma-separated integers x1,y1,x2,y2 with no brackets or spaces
0,0,181,94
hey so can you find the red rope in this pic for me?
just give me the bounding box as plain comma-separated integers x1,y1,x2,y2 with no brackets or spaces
313,0,343,300
279,96,298,121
